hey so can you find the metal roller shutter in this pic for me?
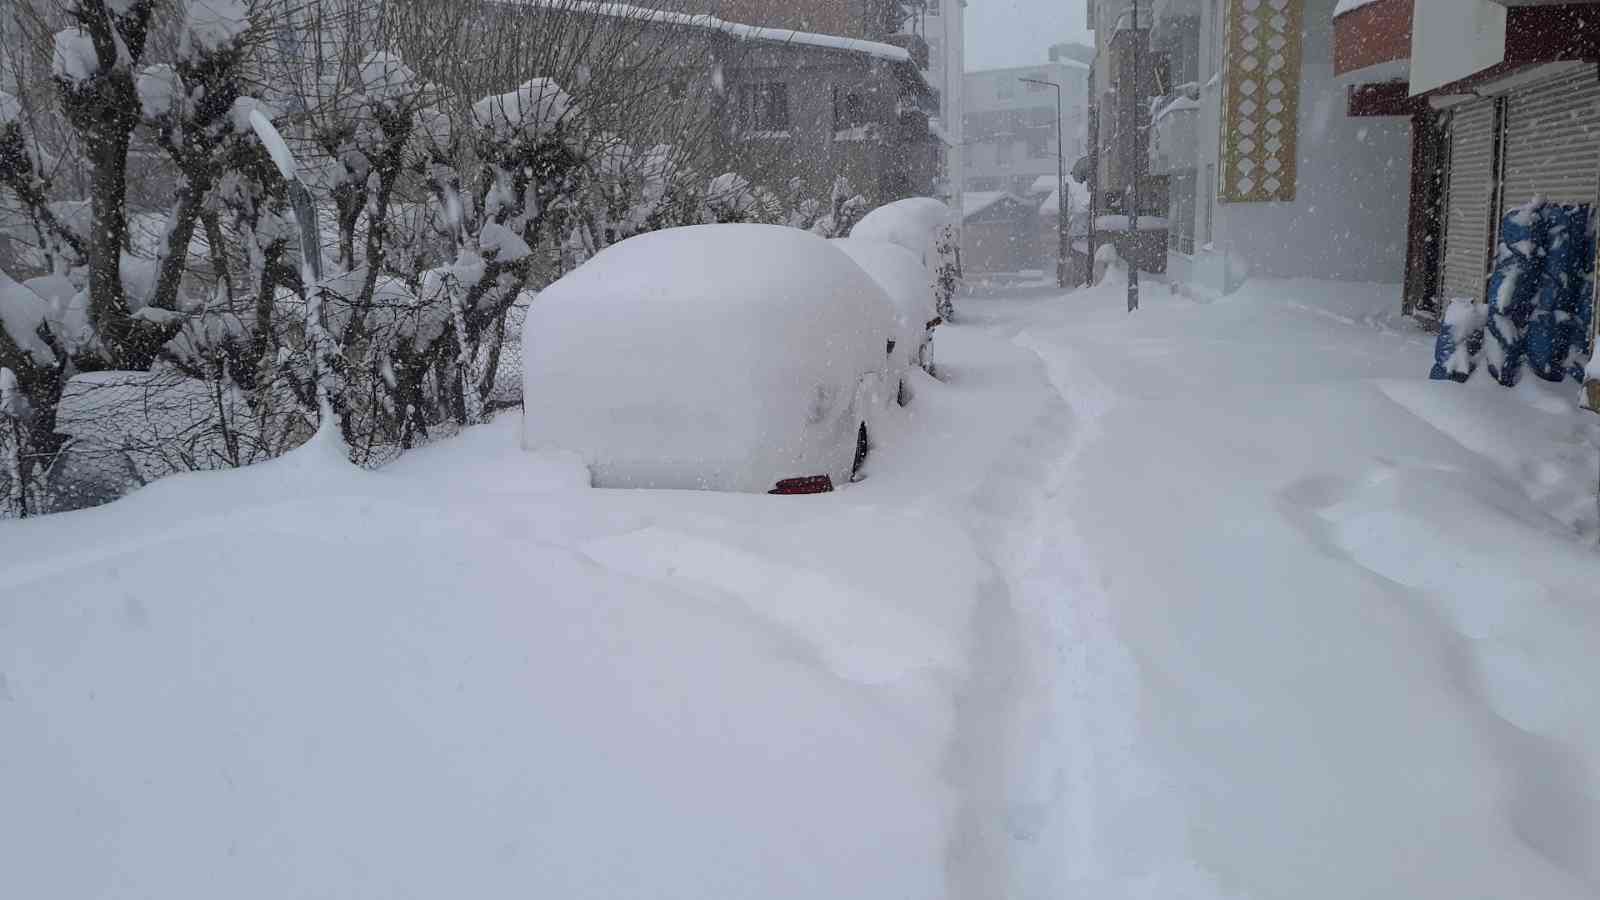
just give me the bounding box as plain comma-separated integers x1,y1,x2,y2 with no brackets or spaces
1501,70,1600,215
1441,101,1497,303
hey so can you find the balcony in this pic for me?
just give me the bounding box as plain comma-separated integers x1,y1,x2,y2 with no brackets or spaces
1149,91,1199,175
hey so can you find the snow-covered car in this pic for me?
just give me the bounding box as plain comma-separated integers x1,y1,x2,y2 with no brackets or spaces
832,236,937,396
850,197,959,322
522,224,901,494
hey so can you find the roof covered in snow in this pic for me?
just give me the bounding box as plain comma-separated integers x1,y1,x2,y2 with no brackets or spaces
514,0,914,64
961,191,1020,219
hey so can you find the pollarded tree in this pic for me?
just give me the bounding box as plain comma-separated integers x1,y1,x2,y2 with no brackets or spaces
0,0,270,513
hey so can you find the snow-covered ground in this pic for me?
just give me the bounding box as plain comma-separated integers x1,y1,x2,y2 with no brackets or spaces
4,273,1599,898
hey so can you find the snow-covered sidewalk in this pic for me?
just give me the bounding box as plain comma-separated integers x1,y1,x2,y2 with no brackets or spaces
0,299,1073,898
3,273,1598,899
998,273,1600,898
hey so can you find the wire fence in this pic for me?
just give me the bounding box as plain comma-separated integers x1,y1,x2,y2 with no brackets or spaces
0,299,530,521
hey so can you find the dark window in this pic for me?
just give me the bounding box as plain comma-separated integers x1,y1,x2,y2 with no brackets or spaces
833,86,868,130
739,82,790,131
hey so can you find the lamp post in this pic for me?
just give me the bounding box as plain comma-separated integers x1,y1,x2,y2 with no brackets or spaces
1019,77,1067,289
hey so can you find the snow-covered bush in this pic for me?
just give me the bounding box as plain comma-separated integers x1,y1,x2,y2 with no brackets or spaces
0,0,730,516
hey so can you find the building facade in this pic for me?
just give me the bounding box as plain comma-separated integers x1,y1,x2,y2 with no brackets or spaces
1334,0,1600,324
962,62,1090,199
525,3,943,209
921,0,967,213
1088,0,1411,293
711,36,941,206
668,0,965,212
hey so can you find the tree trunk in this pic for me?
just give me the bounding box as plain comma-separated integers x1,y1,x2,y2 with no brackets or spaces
86,126,134,358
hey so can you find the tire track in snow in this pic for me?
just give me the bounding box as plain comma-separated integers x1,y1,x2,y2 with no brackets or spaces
947,310,1228,899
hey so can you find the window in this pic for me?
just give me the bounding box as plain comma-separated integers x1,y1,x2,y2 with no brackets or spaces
833,86,867,130
1028,130,1052,159
739,82,789,131
967,177,1003,192
1169,170,1197,255
928,0,940,14
996,138,1015,168
666,77,689,105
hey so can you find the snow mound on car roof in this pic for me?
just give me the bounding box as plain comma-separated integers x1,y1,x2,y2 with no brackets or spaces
850,197,954,263
522,224,897,491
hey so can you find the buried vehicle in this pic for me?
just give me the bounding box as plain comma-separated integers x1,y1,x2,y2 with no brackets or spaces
832,236,939,392
521,224,902,494
849,197,960,322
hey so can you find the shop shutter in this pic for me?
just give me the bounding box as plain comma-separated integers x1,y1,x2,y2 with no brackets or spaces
1500,69,1600,215
1441,101,1497,303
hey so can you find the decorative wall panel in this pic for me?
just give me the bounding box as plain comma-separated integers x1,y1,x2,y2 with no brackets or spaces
1219,0,1303,203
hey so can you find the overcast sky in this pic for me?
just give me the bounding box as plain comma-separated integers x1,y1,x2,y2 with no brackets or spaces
964,0,1094,71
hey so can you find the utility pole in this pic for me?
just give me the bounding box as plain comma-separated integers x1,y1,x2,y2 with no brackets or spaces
1122,0,1141,312
1020,77,1066,288
1085,69,1098,288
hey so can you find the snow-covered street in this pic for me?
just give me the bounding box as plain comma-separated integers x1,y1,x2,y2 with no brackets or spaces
5,276,1600,898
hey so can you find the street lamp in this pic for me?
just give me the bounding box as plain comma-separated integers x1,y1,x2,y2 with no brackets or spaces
1019,77,1068,289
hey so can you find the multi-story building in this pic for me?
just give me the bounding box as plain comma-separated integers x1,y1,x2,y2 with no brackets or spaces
669,0,965,210
920,0,967,211
1088,0,1412,292
496,2,941,209
962,61,1090,199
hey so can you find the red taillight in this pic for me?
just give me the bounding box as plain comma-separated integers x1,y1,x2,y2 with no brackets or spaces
769,475,835,495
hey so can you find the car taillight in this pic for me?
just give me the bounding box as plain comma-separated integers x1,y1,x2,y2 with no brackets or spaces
769,475,835,495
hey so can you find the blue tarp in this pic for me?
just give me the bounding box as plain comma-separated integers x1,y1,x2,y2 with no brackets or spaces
1431,199,1595,387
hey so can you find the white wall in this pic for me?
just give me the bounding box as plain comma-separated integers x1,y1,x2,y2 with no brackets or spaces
1410,0,1506,96
1182,0,1409,288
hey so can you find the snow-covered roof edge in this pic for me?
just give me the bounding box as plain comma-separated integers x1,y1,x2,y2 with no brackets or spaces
1332,0,1383,18
962,190,1021,219
511,0,912,64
